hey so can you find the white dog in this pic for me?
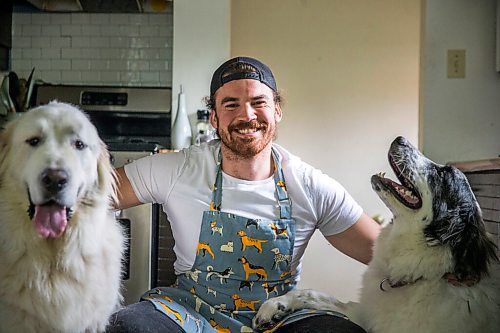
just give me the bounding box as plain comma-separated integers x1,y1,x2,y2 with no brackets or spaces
254,136,500,333
0,102,125,333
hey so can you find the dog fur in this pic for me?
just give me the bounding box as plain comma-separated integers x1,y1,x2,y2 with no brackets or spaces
254,136,499,333
0,102,125,332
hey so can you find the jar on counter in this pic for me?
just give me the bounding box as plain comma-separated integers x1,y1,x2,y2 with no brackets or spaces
194,109,216,145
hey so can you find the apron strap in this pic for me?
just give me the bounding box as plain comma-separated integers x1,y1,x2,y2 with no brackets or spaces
210,147,292,220
272,148,292,220
210,156,223,212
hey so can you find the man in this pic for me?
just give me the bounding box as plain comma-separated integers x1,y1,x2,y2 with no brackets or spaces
107,56,380,333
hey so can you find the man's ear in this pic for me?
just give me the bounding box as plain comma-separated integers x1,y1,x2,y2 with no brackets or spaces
209,110,218,129
275,104,283,123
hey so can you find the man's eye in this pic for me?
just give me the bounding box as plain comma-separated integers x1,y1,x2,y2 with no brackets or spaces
225,103,238,110
26,137,41,147
74,140,87,150
253,101,267,108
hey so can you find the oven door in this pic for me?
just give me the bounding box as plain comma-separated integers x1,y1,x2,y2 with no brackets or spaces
112,150,156,305
86,110,171,150
116,204,156,304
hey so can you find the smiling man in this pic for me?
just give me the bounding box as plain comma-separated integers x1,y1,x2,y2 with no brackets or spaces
108,57,380,333
209,58,282,179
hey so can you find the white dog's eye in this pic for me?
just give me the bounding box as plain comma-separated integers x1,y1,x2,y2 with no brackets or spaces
26,137,41,147
74,140,87,150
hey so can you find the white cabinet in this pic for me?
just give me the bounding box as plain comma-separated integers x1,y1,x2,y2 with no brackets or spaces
172,0,230,130
497,0,500,71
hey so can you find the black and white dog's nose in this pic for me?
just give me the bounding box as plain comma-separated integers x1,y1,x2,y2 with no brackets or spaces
391,136,411,151
41,169,69,194
395,136,407,145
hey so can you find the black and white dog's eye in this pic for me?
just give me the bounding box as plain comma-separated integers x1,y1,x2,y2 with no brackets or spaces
74,140,87,150
437,168,450,178
26,137,40,147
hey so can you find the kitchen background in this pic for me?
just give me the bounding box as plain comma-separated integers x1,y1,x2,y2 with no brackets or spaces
10,11,172,86
0,0,499,302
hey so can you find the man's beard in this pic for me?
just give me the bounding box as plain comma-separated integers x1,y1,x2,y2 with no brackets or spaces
217,119,276,159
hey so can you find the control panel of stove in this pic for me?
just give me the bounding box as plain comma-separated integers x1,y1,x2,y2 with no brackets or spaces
81,91,128,106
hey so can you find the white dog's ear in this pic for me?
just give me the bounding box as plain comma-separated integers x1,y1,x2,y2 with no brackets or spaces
0,125,13,177
96,141,117,206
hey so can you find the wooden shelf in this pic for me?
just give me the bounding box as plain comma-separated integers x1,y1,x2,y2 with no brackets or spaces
449,158,500,172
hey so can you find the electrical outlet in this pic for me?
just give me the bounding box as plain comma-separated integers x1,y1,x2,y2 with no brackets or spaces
447,49,466,78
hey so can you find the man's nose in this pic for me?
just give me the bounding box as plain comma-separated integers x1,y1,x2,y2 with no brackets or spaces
240,102,257,120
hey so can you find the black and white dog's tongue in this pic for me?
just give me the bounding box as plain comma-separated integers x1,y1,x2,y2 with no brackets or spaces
33,205,68,238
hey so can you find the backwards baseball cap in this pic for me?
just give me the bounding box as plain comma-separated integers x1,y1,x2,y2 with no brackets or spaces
210,56,277,96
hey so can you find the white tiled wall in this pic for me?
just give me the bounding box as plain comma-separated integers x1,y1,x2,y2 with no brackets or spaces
11,11,173,87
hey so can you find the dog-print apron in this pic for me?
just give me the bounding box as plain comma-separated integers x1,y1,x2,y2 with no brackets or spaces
142,149,344,332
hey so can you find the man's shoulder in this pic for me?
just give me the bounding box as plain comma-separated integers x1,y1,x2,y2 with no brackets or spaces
273,143,340,191
272,143,309,172
181,140,220,168
189,139,220,154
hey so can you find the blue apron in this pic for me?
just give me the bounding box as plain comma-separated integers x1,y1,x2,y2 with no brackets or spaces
142,148,345,332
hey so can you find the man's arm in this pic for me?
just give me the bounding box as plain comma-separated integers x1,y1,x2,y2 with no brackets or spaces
325,212,381,264
114,166,142,210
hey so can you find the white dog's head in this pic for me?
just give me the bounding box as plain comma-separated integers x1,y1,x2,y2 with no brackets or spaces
0,101,114,239
371,136,497,279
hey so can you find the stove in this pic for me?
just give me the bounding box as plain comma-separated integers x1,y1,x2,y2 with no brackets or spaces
36,84,172,151
36,84,177,304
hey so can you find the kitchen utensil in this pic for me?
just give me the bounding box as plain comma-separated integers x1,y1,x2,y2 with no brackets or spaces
0,76,9,109
0,89,10,114
8,72,20,113
17,78,27,111
1,75,16,113
24,67,35,110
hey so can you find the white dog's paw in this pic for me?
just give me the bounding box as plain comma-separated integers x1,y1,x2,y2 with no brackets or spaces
253,295,293,331
253,289,346,331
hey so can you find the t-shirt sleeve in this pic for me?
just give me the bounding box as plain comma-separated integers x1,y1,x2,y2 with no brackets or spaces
123,150,187,204
306,167,363,236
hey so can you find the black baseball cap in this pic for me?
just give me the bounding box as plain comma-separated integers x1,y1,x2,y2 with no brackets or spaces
210,56,277,96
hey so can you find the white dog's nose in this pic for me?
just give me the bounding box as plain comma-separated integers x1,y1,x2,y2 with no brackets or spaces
41,169,69,194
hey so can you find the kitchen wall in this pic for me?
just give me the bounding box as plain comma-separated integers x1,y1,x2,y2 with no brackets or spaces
10,10,173,87
231,0,421,301
422,0,500,164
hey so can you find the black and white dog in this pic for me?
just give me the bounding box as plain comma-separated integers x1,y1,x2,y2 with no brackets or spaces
254,136,499,333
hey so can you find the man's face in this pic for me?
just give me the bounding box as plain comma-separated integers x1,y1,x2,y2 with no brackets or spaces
210,79,282,158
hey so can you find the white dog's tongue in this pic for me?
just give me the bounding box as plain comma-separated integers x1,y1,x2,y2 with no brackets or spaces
33,205,68,238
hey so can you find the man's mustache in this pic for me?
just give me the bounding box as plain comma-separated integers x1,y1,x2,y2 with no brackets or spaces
229,120,268,132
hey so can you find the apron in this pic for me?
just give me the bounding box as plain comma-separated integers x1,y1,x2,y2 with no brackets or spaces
142,148,346,332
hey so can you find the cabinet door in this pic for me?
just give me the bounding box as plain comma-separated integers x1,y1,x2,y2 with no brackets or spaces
0,1,12,48
0,0,12,71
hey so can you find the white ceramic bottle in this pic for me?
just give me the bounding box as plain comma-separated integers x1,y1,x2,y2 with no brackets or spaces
171,85,192,150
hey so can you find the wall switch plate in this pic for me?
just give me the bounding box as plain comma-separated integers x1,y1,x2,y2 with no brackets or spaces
447,49,466,78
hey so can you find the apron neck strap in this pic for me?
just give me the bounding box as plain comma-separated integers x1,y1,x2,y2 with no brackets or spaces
210,147,292,220
272,149,292,219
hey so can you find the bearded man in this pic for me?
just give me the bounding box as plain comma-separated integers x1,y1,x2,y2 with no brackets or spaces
108,57,380,333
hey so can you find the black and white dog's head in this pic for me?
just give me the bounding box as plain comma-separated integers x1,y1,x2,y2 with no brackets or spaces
371,136,497,279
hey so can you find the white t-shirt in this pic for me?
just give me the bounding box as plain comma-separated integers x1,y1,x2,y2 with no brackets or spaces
124,140,363,280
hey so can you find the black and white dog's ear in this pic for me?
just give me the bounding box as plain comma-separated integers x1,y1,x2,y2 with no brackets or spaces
425,205,498,278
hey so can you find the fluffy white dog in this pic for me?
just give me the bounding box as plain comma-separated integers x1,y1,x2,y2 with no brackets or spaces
0,102,125,333
254,136,499,333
